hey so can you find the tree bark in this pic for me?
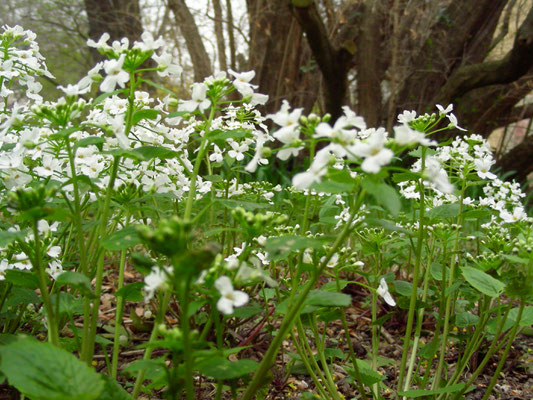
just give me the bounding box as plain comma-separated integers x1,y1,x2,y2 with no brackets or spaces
496,134,533,184
84,0,144,63
212,0,228,71
167,0,212,81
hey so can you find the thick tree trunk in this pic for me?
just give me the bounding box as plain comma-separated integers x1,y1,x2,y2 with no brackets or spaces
247,0,319,114
84,0,144,63
168,0,212,81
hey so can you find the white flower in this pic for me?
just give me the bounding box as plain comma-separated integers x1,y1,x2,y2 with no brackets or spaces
377,278,396,306
46,246,61,258
348,130,393,173
100,54,129,92
321,253,339,269
134,32,164,52
215,276,249,315
152,52,182,77
209,144,224,163
268,100,302,145
179,83,210,113
446,113,467,131
424,157,454,194
500,207,527,223
436,104,453,115
341,106,367,130
474,157,497,180
228,69,257,96
245,137,268,173
292,148,331,189
144,266,168,301
314,116,357,147
394,124,436,147
397,110,417,124
87,32,111,51
47,260,63,280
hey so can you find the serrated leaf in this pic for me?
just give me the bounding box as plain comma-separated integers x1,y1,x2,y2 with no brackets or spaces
0,336,104,400
462,267,505,298
456,312,479,328
346,359,385,386
101,226,141,250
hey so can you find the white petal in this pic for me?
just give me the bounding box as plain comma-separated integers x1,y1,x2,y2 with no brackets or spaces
217,297,234,315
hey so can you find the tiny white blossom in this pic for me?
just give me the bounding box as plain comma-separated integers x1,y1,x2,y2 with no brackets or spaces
215,276,249,315
377,278,396,306
100,54,129,92
144,266,168,301
348,130,393,173
179,83,210,112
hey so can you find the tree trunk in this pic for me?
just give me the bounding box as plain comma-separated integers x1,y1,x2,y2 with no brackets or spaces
84,0,144,63
213,0,228,71
168,0,213,81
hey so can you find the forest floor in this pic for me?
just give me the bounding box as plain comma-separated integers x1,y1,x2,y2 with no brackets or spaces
93,270,533,400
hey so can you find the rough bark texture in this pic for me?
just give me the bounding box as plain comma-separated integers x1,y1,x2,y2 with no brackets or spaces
168,0,212,82
246,0,319,114
84,0,143,63
212,0,228,71
497,135,533,183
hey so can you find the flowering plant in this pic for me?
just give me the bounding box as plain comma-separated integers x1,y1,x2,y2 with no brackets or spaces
0,25,530,400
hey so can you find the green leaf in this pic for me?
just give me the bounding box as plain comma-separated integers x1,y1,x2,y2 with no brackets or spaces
0,336,104,400
217,199,269,211
115,282,144,302
3,287,39,310
502,254,530,265
346,359,385,386
0,230,26,246
4,270,39,289
509,306,533,327
73,137,105,152
196,357,258,380
363,181,401,216
311,180,354,194
265,235,327,261
208,129,249,141
426,203,460,219
462,267,505,298
231,302,263,319
132,109,159,125
392,171,419,183
56,271,94,297
97,375,133,400
365,218,413,235
456,312,479,328
398,383,466,397
101,226,141,250
305,290,351,308
91,89,124,107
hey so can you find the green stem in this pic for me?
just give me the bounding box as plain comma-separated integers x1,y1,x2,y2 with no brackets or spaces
111,211,131,379
184,106,216,221
397,147,426,392
33,221,59,346
240,190,365,400
81,156,121,363
180,275,195,400
132,290,171,398
480,301,524,400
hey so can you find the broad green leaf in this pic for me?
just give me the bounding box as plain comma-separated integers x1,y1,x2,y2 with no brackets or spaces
392,171,419,183
208,129,249,141
115,282,144,302
265,235,327,261
346,359,385,386
426,203,460,219
97,375,133,400
3,287,39,310
0,336,104,400
196,357,258,379
217,199,269,211
305,290,352,308
4,270,39,289
462,267,505,298
101,226,141,250
0,230,26,246
50,292,84,316
56,271,94,297
363,181,401,216
311,180,354,194
398,383,466,397
502,254,530,265
456,312,479,328
73,137,105,152
132,109,159,125
509,306,533,327
231,302,263,319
